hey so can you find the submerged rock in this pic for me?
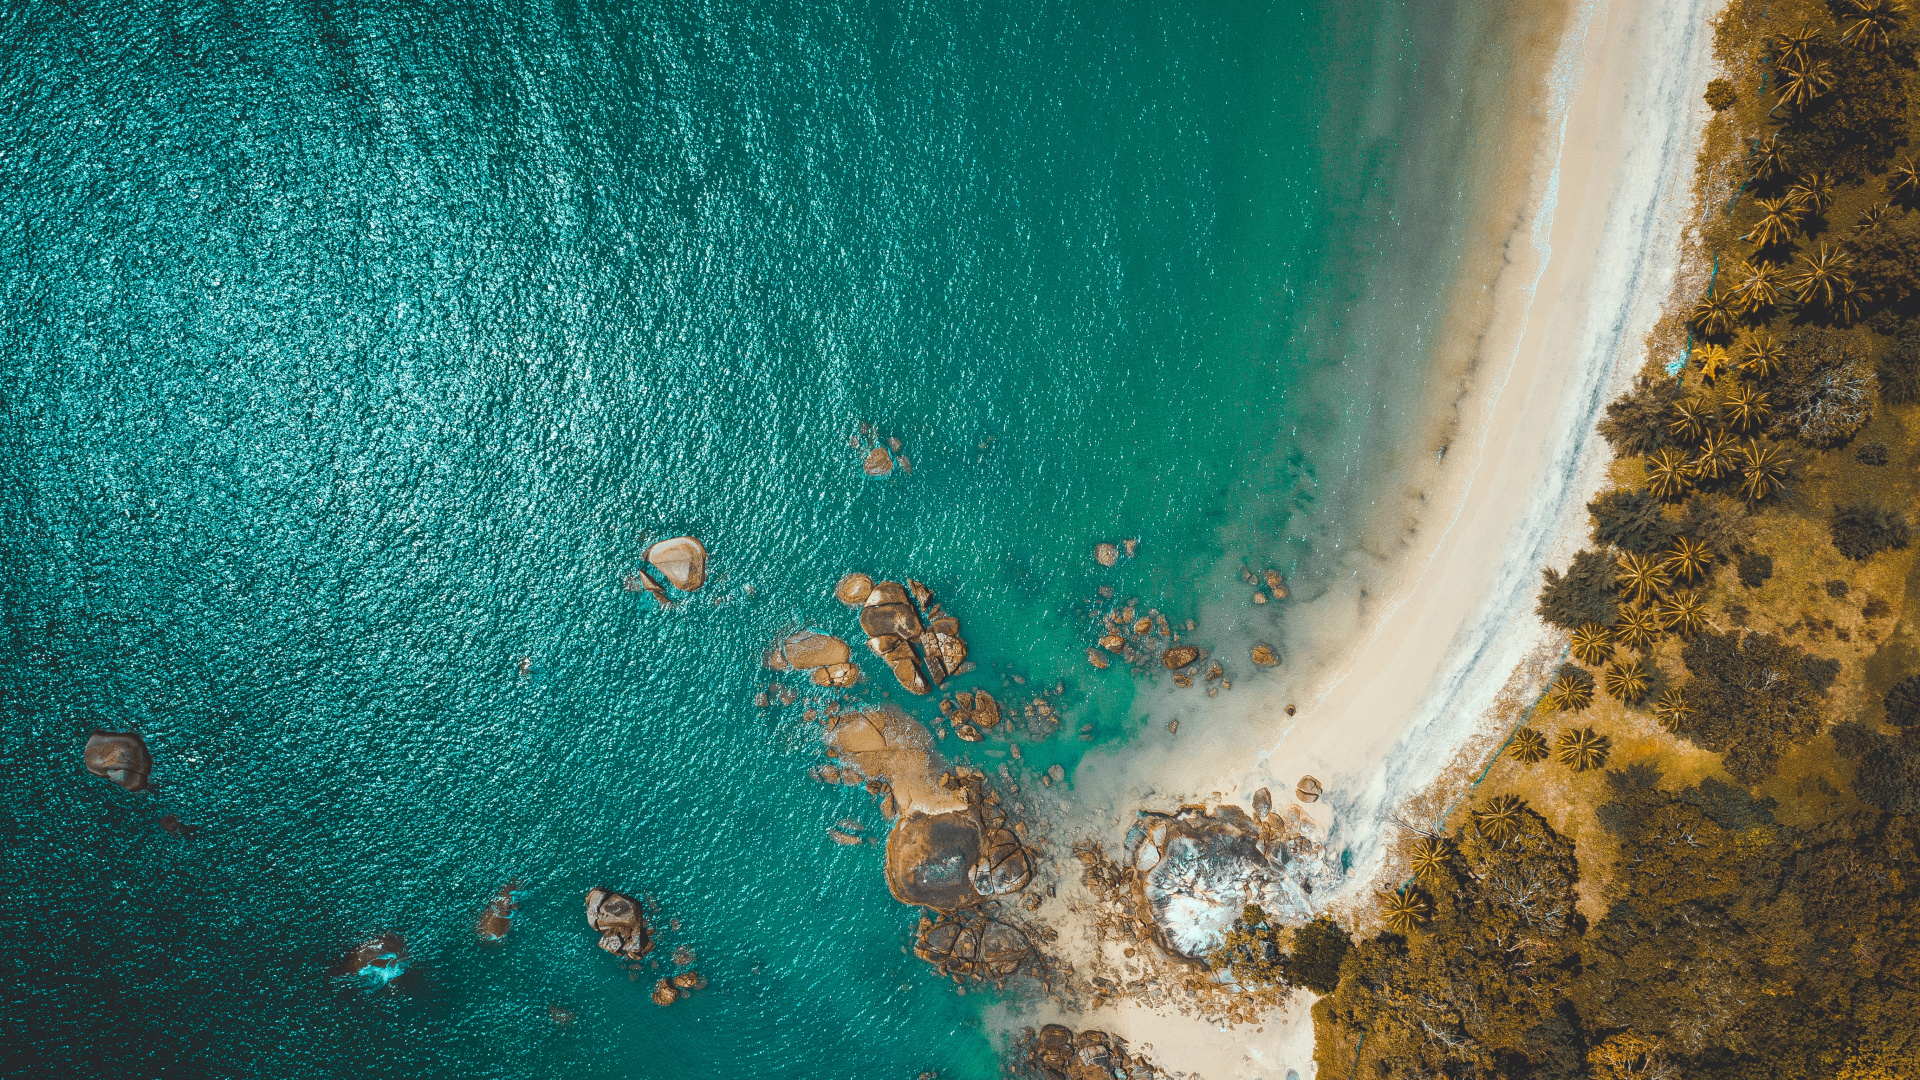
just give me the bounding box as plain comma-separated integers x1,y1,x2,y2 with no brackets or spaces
1160,646,1199,670
1085,648,1110,670
478,881,523,942
1094,543,1119,567
584,888,654,960
334,934,409,984
84,730,152,792
1251,644,1279,666
863,446,895,476
159,814,193,838
625,567,673,605
780,631,851,669
645,537,708,592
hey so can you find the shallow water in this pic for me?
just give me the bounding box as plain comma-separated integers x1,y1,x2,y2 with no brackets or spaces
2,1,1509,1076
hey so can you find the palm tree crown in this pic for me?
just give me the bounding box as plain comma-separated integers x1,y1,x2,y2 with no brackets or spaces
1787,171,1837,214
1604,659,1649,703
1857,202,1894,232
1668,398,1712,444
1615,605,1661,651
1775,57,1836,112
1509,726,1550,764
1891,156,1920,204
1739,439,1792,502
1788,243,1854,308
1774,22,1822,67
1839,0,1908,51
1688,291,1740,338
1409,837,1451,881
1571,622,1615,666
1653,688,1692,728
1545,672,1594,712
1646,447,1695,501
1722,383,1772,432
1381,888,1431,933
1660,588,1709,637
1664,536,1714,582
1731,260,1785,313
1692,430,1738,480
1616,553,1671,606
1556,727,1612,772
1753,133,1793,182
1740,329,1785,377
1743,197,1805,247
1474,794,1527,842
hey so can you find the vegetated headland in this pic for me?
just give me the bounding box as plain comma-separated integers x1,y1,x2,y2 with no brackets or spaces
1314,3,1920,1078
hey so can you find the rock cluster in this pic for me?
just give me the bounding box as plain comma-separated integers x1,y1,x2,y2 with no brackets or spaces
886,769,1034,910
913,909,1034,985
651,969,708,1007
477,881,522,942
938,689,1001,742
1026,1025,1162,1080
1089,599,1217,687
1122,800,1343,960
765,630,861,688
584,888,653,960
333,934,409,982
84,730,152,792
845,577,970,695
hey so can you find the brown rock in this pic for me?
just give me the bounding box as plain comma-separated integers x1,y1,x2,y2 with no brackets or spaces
1264,570,1286,594
908,579,935,609
828,828,863,846
1161,645,1200,670
863,446,895,475
671,971,707,991
625,567,673,605
1132,617,1151,634
835,572,875,606
1086,648,1110,669
1094,543,1119,567
955,722,982,742
971,691,1002,729
1100,634,1124,653
584,888,653,960
478,881,522,942
651,978,680,1006
1253,592,1268,604
644,537,708,592
1296,775,1323,803
1251,644,1279,666
824,663,861,688
84,730,152,792
1251,787,1272,818
781,631,851,669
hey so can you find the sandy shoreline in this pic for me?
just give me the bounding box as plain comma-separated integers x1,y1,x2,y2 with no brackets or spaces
995,0,1724,1075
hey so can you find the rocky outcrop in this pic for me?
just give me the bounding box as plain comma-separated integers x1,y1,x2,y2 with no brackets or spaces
584,888,653,960
913,909,1033,984
1295,775,1323,802
1025,1025,1163,1080
1160,645,1199,670
886,769,1033,910
781,631,850,668
863,446,895,475
651,978,679,1006
1123,802,1343,960
1094,543,1119,567
644,537,707,592
862,581,930,694
835,572,875,606
333,934,409,983
478,881,522,942
1251,644,1279,666
84,730,152,792
624,567,672,605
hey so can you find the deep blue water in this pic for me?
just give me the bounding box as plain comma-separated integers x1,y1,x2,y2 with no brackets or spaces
1,0,1510,1076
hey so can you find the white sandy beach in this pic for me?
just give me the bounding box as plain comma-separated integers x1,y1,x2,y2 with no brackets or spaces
995,0,1724,1075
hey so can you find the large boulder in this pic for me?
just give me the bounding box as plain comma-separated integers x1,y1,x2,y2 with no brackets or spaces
644,537,707,592
913,910,1033,983
1160,646,1200,670
885,810,985,910
835,573,875,606
863,446,895,476
84,730,152,792
780,632,851,669
584,888,654,960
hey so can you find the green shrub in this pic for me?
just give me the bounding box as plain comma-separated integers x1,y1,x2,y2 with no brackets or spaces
1884,673,1920,727
1537,550,1619,630
1856,441,1890,465
1284,916,1352,995
1737,549,1773,587
1830,501,1911,560
1782,42,1910,180
1589,489,1677,553
1674,631,1839,782
1598,376,1682,455
1705,78,1737,111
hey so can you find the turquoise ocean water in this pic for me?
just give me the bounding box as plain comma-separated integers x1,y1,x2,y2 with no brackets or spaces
1,1,1519,1076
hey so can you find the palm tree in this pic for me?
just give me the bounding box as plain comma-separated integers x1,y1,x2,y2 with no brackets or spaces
1788,243,1854,308
1696,343,1735,382
1660,588,1709,636
1856,202,1894,232
1381,887,1431,933
1556,727,1611,772
1571,622,1615,666
1743,197,1805,247
1731,260,1785,314
1473,794,1527,842
1646,447,1695,500
1752,133,1792,183
1774,57,1836,113
1604,659,1649,703
1668,398,1712,443
1509,726,1550,764
1722,383,1772,432
1839,0,1908,51
1688,291,1739,338
1545,672,1594,712
1615,553,1671,606
1787,171,1837,215
1739,329,1785,377
1653,688,1692,729
1774,22,1823,68
1409,837,1451,882
1691,430,1738,481
1739,439,1792,501
1614,605,1661,651
1664,536,1714,582
1891,156,1920,204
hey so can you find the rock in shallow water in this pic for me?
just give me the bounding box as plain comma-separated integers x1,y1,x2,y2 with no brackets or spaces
863,446,895,475
584,888,653,960
84,730,152,792
644,537,707,591
835,572,874,606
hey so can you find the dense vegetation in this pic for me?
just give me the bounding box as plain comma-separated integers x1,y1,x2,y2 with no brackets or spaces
1314,2,1920,1077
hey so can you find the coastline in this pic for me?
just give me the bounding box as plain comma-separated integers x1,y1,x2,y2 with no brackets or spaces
1000,0,1724,1074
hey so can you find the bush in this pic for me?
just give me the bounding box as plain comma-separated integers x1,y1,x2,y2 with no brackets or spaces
1885,673,1920,727
1771,330,1874,446
1674,631,1840,782
1598,376,1682,455
1284,916,1352,994
1537,550,1619,630
1883,320,1920,404
1846,208,1920,309
1856,441,1890,465
1781,42,1910,180
1830,501,1911,560
1825,578,1851,598
1678,497,1746,559
1737,550,1773,587
1705,78,1737,111
1589,489,1676,553
1833,723,1920,812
